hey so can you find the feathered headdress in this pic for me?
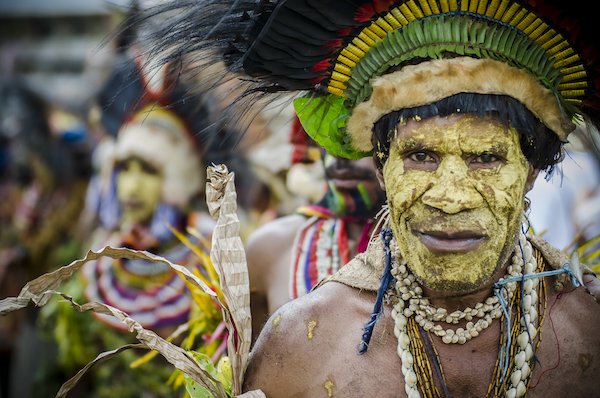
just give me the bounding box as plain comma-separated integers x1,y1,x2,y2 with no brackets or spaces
131,0,600,159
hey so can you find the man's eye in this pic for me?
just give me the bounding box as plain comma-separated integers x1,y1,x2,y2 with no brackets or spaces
409,152,434,162
473,153,498,163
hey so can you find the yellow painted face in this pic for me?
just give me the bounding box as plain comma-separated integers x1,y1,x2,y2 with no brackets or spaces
382,114,533,292
116,158,163,225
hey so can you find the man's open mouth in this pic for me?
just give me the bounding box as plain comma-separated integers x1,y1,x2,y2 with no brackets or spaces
414,230,487,253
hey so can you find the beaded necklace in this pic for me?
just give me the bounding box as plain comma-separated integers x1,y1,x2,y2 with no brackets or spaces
290,205,374,299
390,233,548,398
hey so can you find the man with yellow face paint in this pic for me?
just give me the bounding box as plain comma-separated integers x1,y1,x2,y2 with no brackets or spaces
382,114,536,293
129,0,600,396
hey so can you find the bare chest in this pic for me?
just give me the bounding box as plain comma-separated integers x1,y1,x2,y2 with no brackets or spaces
315,313,503,398
321,300,600,398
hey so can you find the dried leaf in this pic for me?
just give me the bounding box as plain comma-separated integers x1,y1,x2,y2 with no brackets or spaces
206,164,252,396
56,343,147,398
0,246,223,316
0,247,231,397
49,292,225,398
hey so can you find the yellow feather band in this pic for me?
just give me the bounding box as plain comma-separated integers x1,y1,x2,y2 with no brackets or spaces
326,0,588,109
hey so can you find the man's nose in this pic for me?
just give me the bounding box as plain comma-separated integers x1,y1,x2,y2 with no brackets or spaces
421,157,483,214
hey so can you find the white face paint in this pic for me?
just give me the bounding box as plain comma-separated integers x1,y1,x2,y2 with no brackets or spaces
382,114,534,292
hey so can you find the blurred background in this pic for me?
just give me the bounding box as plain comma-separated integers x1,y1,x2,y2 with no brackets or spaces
0,1,322,397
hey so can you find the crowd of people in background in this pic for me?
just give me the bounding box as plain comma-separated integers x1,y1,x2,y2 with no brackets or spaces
1,1,600,398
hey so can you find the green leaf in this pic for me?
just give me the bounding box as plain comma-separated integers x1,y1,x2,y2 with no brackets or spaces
361,56,377,74
437,17,446,42
469,21,479,45
540,56,556,78
404,21,418,48
476,22,488,44
443,17,452,42
515,40,530,63
394,30,409,52
456,44,465,55
370,45,385,65
452,16,461,42
529,45,546,71
413,19,426,45
547,66,562,85
417,46,429,58
294,95,369,159
461,17,469,43
497,28,511,52
504,31,518,58
381,37,396,59
185,379,215,398
483,24,497,48
428,45,439,59
352,66,367,86
184,352,225,398
490,26,505,51
389,30,403,53
424,17,434,44
521,42,538,66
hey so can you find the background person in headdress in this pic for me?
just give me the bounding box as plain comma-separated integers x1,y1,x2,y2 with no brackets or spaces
33,55,222,397
246,116,386,341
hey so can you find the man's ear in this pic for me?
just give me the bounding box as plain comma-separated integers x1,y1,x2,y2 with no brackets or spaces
525,164,540,193
373,153,386,191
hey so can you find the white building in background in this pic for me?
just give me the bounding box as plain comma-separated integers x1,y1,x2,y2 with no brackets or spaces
0,0,132,113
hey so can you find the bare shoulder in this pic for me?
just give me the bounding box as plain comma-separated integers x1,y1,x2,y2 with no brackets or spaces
245,215,307,268
243,282,402,397
246,214,311,340
245,214,308,247
533,281,600,396
245,214,308,286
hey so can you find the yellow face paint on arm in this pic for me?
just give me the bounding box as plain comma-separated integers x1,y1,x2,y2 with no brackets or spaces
382,114,532,292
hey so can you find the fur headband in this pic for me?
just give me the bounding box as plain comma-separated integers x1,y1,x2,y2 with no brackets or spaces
347,57,575,152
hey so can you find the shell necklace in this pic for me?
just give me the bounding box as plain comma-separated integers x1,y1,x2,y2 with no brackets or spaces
391,233,545,398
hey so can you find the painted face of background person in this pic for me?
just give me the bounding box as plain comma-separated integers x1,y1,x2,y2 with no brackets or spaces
323,152,386,217
378,114,539,292
116,157,163,225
